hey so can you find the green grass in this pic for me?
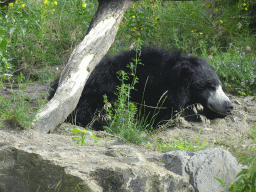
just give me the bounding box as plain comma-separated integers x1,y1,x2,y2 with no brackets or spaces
0,0,256,190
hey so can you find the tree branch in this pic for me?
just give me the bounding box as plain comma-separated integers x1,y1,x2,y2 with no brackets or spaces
31,0,136,134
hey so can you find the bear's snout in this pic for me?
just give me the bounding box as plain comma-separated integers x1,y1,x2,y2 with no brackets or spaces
207,85,233,115
225,100,233,114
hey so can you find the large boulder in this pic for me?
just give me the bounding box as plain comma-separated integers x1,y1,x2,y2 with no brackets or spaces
0,129,241,192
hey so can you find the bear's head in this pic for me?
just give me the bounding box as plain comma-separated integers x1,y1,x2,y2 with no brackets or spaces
172,56,233,118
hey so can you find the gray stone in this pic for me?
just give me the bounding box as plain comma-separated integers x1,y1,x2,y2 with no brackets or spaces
153,148,241,192
0,129,241,192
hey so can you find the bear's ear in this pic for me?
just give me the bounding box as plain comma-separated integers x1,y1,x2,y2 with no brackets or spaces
170,60,193,86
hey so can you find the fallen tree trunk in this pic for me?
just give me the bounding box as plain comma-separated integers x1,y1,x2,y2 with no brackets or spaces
31,0,137,134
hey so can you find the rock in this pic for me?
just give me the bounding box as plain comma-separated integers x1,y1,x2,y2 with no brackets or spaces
0,129,242,192
148,148,241,192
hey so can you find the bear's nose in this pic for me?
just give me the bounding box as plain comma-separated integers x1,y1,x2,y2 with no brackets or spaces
226,101,233,113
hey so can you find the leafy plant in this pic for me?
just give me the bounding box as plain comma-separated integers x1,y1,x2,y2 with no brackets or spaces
216,155,256,192
64,127,101,146
102,41,151,145
0,26,12,81
0,72,37,128
156,129,208,152
216,123,256,192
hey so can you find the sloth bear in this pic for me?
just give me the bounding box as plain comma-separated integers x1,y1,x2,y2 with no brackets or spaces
48,47,233,130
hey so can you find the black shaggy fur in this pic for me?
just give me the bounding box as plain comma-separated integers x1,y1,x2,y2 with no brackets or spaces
48,47,229,130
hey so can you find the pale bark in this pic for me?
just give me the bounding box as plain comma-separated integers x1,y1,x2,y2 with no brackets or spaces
32,0,137,133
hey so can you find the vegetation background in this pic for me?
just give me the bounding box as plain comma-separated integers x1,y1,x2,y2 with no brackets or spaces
0,0,255,127
0,0,255,191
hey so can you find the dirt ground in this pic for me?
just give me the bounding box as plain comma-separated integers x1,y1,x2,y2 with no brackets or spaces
0,81,256,159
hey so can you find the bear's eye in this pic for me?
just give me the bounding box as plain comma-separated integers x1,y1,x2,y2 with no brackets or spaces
207,83,216,89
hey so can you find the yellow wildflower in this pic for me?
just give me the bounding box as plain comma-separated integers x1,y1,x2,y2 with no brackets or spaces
82,3,86,8
21,4,25,7
9,3,14,6
237,22,242,28
245,8,248,11
52,9,55,11
199,32,203,35
215,8,218,11
54,1,57,5
220,20,223,23
44,0,48,4
243,3,246,6
208,55,213,60
191,30,195,33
